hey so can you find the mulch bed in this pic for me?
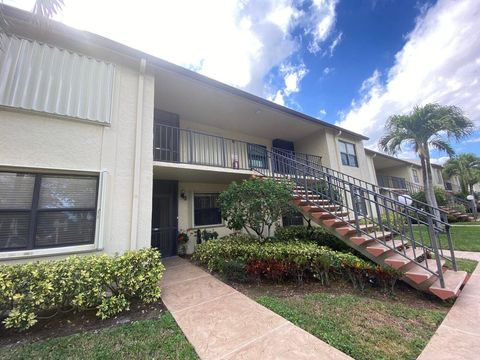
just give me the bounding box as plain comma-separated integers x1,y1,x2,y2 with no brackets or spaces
0,300,166,347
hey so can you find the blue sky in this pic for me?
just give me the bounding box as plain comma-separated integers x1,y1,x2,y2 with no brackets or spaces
6,0,480,163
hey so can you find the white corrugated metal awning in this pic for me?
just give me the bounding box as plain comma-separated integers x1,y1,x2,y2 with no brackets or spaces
0,34,115,124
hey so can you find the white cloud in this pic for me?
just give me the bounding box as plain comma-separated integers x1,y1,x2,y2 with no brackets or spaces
338,0,480,151
4,0,339,102
319,108,327,117
268,63,308,106
323,66,334,75
431,156,450,165
328,31,343,56
307,0,339,54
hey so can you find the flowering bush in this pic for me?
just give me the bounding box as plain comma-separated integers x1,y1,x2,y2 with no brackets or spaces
0,248,164,331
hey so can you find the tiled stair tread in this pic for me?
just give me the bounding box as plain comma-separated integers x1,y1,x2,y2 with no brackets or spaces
336,223,376,236
404,259,446,284
312,211,349,220
366,239,405,256
302,205,341,213
323,216,366,227
294,198,330,205
429,270,468,300
384,248,419,268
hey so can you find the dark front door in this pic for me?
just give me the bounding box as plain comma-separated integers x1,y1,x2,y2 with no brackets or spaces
154,109,180,162
151,180,178,257
272,139,295,174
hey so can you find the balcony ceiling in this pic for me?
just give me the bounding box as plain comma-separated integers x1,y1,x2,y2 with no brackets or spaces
154,68,331,142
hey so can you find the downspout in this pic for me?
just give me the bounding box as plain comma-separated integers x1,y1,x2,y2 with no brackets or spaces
130,58,147,250
334,130,342,170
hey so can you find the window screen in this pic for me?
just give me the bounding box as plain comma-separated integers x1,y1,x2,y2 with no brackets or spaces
0,172,98,252
194,193,222,226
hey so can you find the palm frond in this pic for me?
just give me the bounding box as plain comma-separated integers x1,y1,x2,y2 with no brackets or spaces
32,0,64,18
429,137,455,157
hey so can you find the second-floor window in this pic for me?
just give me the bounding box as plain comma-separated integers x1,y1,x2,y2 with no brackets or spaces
339,140,358,167
412,169,420,183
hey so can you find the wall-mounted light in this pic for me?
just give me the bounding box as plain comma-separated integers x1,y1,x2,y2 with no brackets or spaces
180,190,187,201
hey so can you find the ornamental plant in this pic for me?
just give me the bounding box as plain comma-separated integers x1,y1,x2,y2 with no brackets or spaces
219,178,295,239
0,248,164,331
192,237,400,290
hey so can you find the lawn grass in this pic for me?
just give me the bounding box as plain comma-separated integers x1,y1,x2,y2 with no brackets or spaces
257,292,447,360
447,258,478,273
412,224,480,252
0,313,198,360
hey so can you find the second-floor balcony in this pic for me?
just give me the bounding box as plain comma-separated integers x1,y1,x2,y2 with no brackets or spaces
377,175,423,194
153,123,322,172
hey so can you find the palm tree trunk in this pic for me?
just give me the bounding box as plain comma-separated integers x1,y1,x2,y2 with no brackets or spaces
422,150,440,219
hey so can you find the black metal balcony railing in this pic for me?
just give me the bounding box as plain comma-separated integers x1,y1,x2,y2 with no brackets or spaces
377,175,423,194
153,123,322,171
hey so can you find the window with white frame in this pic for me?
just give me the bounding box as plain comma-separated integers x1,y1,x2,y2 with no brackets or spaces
412,169,420,183
339,140,358,167
193,193,222,227
0,172,98,252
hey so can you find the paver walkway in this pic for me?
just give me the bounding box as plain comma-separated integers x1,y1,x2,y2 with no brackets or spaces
418,251,480,360
161,257,352,360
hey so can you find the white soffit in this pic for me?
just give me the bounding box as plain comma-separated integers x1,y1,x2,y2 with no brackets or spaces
0,34,115,124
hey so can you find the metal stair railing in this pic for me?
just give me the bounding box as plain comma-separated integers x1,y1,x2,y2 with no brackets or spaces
252,147,456,288
268,146,450,228
445,194,477,219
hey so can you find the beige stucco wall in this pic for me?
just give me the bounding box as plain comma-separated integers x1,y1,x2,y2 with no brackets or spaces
294,129,375,184
0,64,154,263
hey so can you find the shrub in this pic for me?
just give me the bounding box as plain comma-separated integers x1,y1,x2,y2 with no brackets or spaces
192,238,399,290
217,259,248,282
219,178,294,239
274,225,351,252
0,248,164,331
411,187,447,207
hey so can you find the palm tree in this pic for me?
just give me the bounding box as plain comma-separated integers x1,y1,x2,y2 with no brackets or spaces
1,0,64,30
32,0,64,18
379,103,474,214
443,154,480,195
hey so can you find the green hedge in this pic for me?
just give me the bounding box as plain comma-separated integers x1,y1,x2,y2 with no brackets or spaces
274,225,352,252
192,238,400,290
0,248,164,331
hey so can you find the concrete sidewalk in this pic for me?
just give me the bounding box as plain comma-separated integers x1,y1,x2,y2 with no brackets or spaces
418,251,480,360
161,257,351,360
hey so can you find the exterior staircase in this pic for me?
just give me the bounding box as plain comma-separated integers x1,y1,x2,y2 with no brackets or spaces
253,147,467,300
440,205,475,222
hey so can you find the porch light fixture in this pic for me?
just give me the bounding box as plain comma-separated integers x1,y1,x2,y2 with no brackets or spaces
180,190,187,201
398,194,413,206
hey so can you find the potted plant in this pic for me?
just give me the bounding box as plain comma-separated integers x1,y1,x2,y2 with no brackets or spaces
177,230,190,256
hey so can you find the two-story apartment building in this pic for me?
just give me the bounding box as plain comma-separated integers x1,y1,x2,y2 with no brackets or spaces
366,149,446,194
0,6,376,262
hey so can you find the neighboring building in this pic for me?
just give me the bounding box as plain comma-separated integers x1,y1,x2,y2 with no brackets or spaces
366,149,446,194
0,6,375,262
